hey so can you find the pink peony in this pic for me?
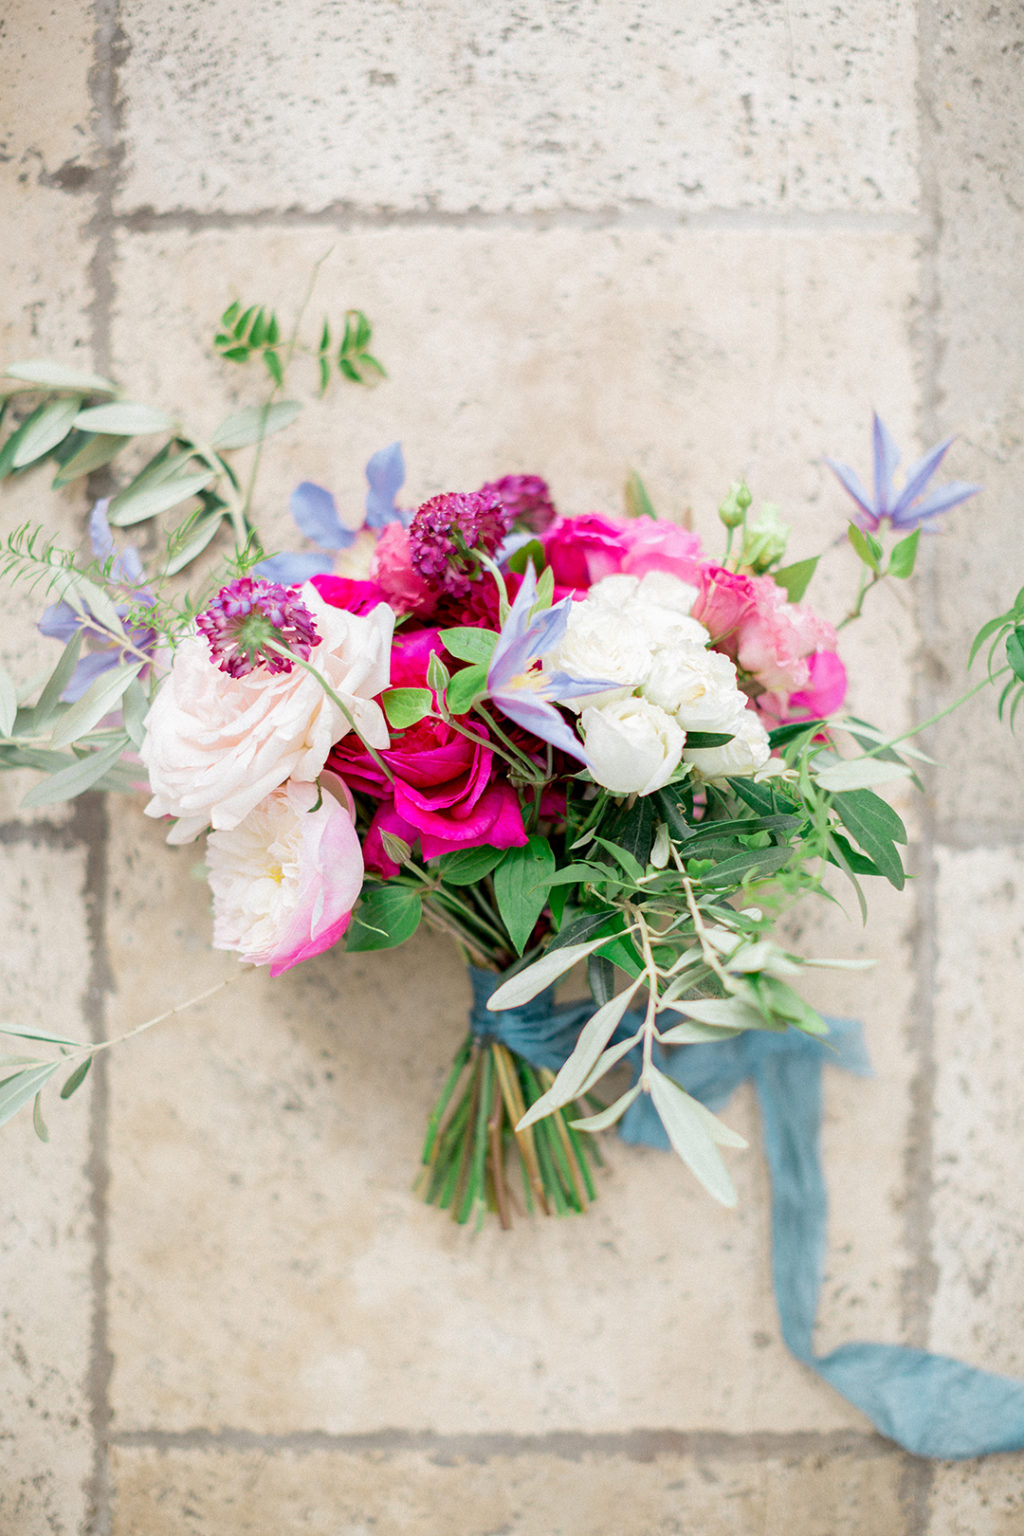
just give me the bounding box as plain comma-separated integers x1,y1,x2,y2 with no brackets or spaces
690,564,757,647
541,513,632,589
206,774,363,976
619,520,704,582
368,523,435,613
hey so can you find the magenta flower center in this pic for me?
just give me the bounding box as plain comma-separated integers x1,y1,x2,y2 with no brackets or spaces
196,578,321,678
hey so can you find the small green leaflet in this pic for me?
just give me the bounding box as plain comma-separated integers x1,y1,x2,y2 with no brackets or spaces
346,885,422,951
772,556,819,603
382,687,433,729
624,468,657,520
444,663,489,717
815,756,911,792
439,627,499,665
74,401,175,436
847,522,883,573
1007,627,1024,683
60,1057,92,1100
888,527,920,579
5,359,117,393
0,667,17,736
493,836,556,955
648,1069,744,1206
52,432,123,486
0,1063,59,1129
19,736,129,808
433,845,505,886
163,510,225,576
107,469,215,527
49,662,144,751
209,399,302,451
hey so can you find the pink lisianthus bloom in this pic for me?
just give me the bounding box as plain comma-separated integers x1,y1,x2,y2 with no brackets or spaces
205,774,363,976
735,576,838,695
619,519,705,582
368,522,436,614
541,513,633,589
690,564,757,648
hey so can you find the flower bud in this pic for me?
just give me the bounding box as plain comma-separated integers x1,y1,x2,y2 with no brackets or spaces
739,502,791,572
718,481,750,529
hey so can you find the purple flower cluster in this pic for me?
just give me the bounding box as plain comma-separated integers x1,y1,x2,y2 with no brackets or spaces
407,489,512,598
196,578,321,678
478,474,557,534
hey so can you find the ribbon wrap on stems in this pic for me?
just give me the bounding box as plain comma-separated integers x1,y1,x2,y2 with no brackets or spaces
471,965,1024,1461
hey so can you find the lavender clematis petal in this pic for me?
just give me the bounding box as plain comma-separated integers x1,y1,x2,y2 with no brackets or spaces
289,481,355,550
90,498,148,588
891,480,981,528
38,601,84,643
364,442,407,528
60,649,124,702
890,437,955,518
872,413,901,517
824,458,876,526
493,691,590,763
253,551,336,584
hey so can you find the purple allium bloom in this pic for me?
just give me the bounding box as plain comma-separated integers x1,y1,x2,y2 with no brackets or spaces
486,564,613,766
478,473,557,534
826,412,981,532
408,489,512,598
196,578,321,679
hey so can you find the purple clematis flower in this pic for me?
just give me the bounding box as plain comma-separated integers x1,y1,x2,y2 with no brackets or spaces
825,413,980,532
38,500,157,701
486,565,612,766
255,443,409,585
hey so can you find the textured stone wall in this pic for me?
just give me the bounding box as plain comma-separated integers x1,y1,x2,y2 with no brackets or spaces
2,3,1023,1532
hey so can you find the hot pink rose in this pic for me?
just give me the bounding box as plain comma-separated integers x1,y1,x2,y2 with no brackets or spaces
786,649,848,718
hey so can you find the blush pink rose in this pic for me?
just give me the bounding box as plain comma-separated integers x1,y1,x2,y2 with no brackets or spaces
690,564,757,647
205,774,363,976
368,523,435,613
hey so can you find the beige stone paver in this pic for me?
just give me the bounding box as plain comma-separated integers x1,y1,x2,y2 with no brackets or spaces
930,848,1024,1378
930,1458,1024,1536
116,0,919,217
109,1441,907,1536
0,842,94,1536
0,0,98,204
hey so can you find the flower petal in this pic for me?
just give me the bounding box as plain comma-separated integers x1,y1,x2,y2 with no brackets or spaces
364,442,407,528
289,481,355,550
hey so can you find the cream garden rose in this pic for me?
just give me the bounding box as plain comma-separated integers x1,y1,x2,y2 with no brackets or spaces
683,705,771,781
142,584,395,843
580,695,685,795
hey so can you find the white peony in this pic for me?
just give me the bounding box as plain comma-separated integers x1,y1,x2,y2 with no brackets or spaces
644,644,748,733
142,585,394,843
683,706,771,782
580,695,685,795
547,598,654,709
206,775,363,975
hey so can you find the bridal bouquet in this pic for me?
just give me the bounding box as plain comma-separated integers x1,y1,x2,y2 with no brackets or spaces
0,303,980,1227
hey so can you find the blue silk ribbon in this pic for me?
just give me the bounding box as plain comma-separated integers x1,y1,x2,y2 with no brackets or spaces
470,967,1024,1459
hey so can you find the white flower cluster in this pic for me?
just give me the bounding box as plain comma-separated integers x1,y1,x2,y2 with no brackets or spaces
547,571,771,795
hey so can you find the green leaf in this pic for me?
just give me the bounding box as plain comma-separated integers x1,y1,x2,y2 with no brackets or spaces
11,396,83,468
267,314,280,345
518,980,643,1126
493,836,556,955
445,663,489,716
107,468,215,527
547,909,623,952
847,522,882,574
768,719,827,749
121,676,150,750
433,845,505,886
32,1091,49,1142
346,885,423,951
318,318,331,354
248,307,268,347
772,556,819,603
60,1056,92,1100
382,687,433,729
506,539,545,576
603,796,656,868
623,468,657,519
831,789,907,889
49,661,144,750
30,631,84,733
648,1068,743,1206
888,527,920,579
52,432,123,486
19,735,129,808
0,667,17,737
233,304,259,340
221,346,250,364
74,401,176,435
0,1021,84,1045
1006,627,1024,683
162,509,224,576
439,627,499,665
487,930,624,1009
969,612,1011,669
682,730,734,748
698,844,795,887
5,359,117,393
815,756,912,792
221,301,241,328
209,399,302,451
353,311,372,349
0,1063,59,1129
263,350,284,387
